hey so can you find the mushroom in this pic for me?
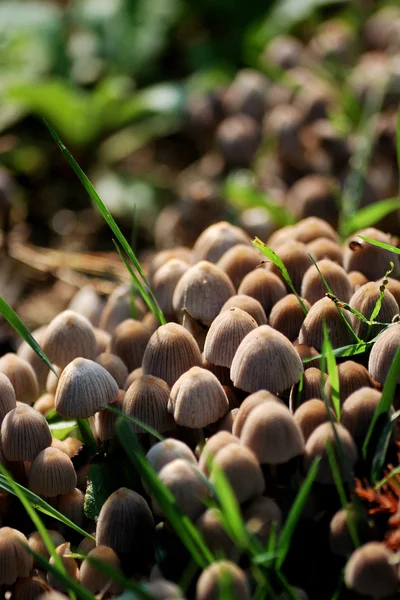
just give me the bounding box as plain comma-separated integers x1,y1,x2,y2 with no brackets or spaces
344,542,397,597
217,244,263,290
294,399,334,441
268,240,313,294
1,405,52,462
152,258,189,319
28,530,66,563
0,527,33,584
146,438,197,474
348,281,398,339
79,546,122,594
369,323,400,385
28,447,77,497
237,269,287,317
109,319,151,372
58,488,85,528
340,387,385,448
232,390,282,438
204,308,258,368
0,373,16,423
325,361,376,405
269,294,311,341
220,294,268,325
298,296,355,350
123,375,174,434
17,325,49,392
198,431,240,475
95,353,129,389
42,310,97,368
0,353,39,405
343,227,400,281
47,542,79,592
301,259,352,305
196,560,250,600
191,221,251,264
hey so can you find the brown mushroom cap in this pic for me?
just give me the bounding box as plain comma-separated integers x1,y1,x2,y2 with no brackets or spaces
47,542,79,591
13,575,51,599
369,323,400,385
298,296,355,350
0,373,16,423
28,530,66,563
0,527,33,585
294,399,333,441
340,387,384,446
269,294,311,341
173,260,235,326
191,221,251,264
325,360,375,405
204,308,258,368
196,560,250,600
344,542,397,597
237,269,287,317
1,405,52,462
152,258,189,318
28,447,77,497
79,546,122,594
268,240,314,294
348,281,399,339
58,488,85,527
196,508,235,558
42,310,97,369
240,402,305,464
142,322,202,388
343,227,400,280
242,496,282,544
95,390,124,442
17,325,49,392
55,357,119,418
123,375,174,434
146,438,197,474
95,353,129,389
231,325,303,393
168,366,229,428
232,390,282,438
217,244,263,290
307,237,343,265
301,259,352,305
198,431,240,475
220,294,268,325
0,353,39,405
109,319,151,372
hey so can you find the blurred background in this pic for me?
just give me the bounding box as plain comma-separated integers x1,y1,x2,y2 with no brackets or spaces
1,0,400,329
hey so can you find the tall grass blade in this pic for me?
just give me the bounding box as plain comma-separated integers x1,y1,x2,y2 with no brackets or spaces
357,235,400,256
0,297,58,376
253,238,308,315
369,263,394,323
275,457,320,571
116,418,213,568
362,345,400,462
322,321,340,420
77,417,97,455
397,107,400,180
303,338,375,362
344,199,400,235
45,120,165,325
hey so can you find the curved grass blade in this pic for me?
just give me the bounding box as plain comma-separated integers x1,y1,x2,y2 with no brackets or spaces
344,199,400,235
303,338,375,362
322,321,340,420
253,238,308,315
0,297,58,376
44,120,165,325
0,473,95,540
77,417,97,455
357,235,400,255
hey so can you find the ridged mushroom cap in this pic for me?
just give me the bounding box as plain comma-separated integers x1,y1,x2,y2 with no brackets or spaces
349,281,398,339
96,488,154,553
152,258,189,318
232,390,282,438
55,357,119,418
153,459,208,520
28,530,66,563
220,294,268,325
344,542,397,597
142,323,202,388
269,294,310,341
307,237,343,265
230,325,303,393
290,368,326,410
198,431,240,475
94,390,124,442
58,488,85,528
196,561,250,600
68,285,104,327
304,422,358,485
191,221,251,264
204,308,258,368
268,240,313,294
341,387,384,445
123,375,174,433
109,319,151,372
301,259,352,305
209,443,265,504
148,246,191,282
240,402,305,464
173,261,235,326
343,227,400,280
0,353,39,405
168,367,229,428
325,360,375,405
95,353,129,389
369,323,400,385
1,405,52,461
79,546,122,594
0,373,16,423
47,542,79,591
146,438,197,474
28,447,77,497
294,399,333,441
0,527,33,585
217,244,263,290
13,575,51,598
196,508,235,559
99,284,144,334
237,269,287,316
42,310,97,369
298,296,355,350
17,325,49,392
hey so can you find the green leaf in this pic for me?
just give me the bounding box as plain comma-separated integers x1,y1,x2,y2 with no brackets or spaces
275,457,320,570
322,321,340,420
0,297,58,376
344,199,400,236
49,420,78,440
44,121,166,325
253,238,308,315
303,339,375,362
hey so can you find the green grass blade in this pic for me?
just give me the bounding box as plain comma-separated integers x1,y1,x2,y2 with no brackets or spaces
0,297,58,376
362,345,400,461
369,263,394,323
325,441,360,548
0,463,76,600
303,338,376,362
253,238,308,315
0,473,95,540
344,199,400,236
116,418,213,568
45,120,165,325
275,457,320,571
49,420,78,440
77,418,97,454
357,235,400,255
322,321,340,420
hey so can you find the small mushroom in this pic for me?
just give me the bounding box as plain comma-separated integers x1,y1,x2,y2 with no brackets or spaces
204,308,258,368
95,353,129,389
269,294,311,341
79,546,122,594
58,488,85,528
369,323,400,385
146,438,197,474
47,542,79,592
341,387,384,448
348,281,398,339
232,390,282,438
152,258,189,319
0,353,39,405
216,114,261,167
301,259,352,305
294,399,334,441
344,542,397,597
298,297,355,350
191,221,251,265
217,244,263,290
238,269,286,317
343,227,400,281
109,319,151,372
1,405,52,462
28,447,77,497
325,361,376,405
268,240,313,294
42,310,97,368
196,560,250,600
242,496,282,545
198,431,240,475
307,237,343,265
123,375,174,434
0,527,33,584
220,294,268,325
28,530,66,563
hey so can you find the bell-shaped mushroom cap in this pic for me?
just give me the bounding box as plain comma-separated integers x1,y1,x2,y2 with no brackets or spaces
220,294,268,325
123,375,174,434
230,325,303,393
79,546,122,594
204,308,258,368
0,353,39,405
290,368,326,410
55,357,119,418
47,542,79,591
42,310,97,369
146,438,197,473
269,294,310,341
17,325,49,392
0,527,33,584
142,323,202,388
58,488,85,528
153,459,208,520
14,575,51,598
343,227,400,280
96,488,154,553
232,390,282,438
217,244,263,290
99,284,146,334
293,217,339,245
198,431,240,474
307,237,343,265
0,373,16,423
94,327,111,355
348,281,398,339
28,447,77,497
209,443,265,504
109,319,151,372
28,530,66,562
344,542,397,597
329,506,375,558
325,360,375,405
1,405,52,461
268,240,313,294
148,247,191,282
341,387,384,446
294,399,333,441
240,402,305,464
95,353,129,389
173,261,235,326
369,323,400,385
196,560,250,600
196,508,235,558
298,296,355,350
168,367,229,428
152,258,189,318
191,221,251,264
242,496,282,544
301,259,352,305
304,422,358,485
237,269,287,316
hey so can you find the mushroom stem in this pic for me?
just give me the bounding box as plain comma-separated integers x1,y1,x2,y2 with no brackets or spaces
87,416,99,445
